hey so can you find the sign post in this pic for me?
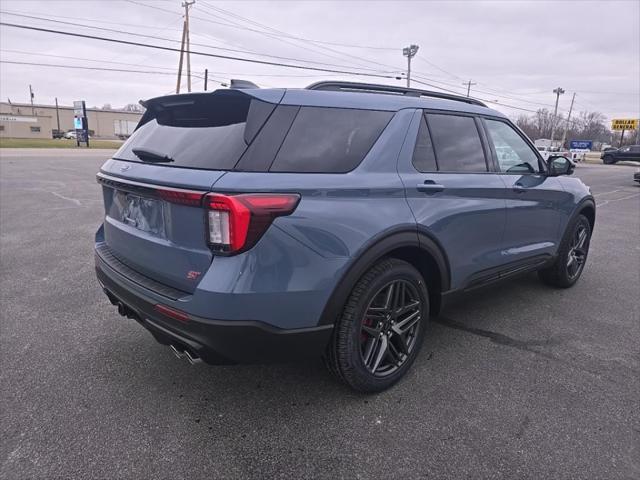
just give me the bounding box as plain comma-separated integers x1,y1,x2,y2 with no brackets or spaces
73,100,89,148
611,119,638,148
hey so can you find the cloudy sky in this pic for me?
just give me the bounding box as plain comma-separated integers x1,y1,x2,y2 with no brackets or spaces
0,0,638,122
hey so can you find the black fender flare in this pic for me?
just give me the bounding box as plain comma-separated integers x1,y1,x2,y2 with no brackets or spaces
317,228,450,326
572,196,596,232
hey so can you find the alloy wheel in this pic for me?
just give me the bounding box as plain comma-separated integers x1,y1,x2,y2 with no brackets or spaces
567,224,588,279
360,279,422,377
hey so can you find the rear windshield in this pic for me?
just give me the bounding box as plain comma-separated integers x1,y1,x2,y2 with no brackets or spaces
114,90,271,170
114,91,392,173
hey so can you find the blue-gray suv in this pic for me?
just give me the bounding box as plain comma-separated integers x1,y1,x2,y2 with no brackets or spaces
95,81,595,392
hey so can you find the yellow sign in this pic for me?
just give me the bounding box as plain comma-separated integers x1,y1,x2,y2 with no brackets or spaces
611,119,638,130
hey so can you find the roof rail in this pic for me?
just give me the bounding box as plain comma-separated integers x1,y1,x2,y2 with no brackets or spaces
306,81,487,107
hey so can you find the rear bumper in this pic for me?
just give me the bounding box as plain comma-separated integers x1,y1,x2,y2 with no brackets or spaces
95,255,333,365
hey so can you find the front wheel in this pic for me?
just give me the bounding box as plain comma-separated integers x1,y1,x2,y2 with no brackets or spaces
603,155,615,164
324,258,428,393
539,214,592,288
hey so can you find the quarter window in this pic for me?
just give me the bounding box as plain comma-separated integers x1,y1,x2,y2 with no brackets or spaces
270,107,393,173
484,119,540,173
426,114,487,172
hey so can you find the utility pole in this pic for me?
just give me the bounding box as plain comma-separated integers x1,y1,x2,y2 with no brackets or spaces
462,80,476,97
55,97,61,132
175,1,195,94
29,84,34,115
549,87,565,147
402,45,419,88
184,0,194,92
560,92,575,149
204,69,208,91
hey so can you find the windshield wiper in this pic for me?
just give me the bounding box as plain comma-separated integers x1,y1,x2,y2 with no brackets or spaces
132,148,174,163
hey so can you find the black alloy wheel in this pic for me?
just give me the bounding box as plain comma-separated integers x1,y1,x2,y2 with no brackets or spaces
360,279,422,377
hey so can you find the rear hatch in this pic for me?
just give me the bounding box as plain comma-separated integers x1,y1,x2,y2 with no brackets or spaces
98,88,283,293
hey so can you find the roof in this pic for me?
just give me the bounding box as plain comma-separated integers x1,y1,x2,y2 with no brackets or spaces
142,81,507,119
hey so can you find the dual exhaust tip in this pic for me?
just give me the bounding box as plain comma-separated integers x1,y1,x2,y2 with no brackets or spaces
106,290,201,365
170,344,202,365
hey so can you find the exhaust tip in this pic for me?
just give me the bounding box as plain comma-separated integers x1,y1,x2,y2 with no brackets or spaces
169,344,201,364
170,344,185,359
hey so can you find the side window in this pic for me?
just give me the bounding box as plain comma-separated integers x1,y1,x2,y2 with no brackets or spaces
426,114,487,172
412,115,437,172
484,119,540,174
270,107,393,173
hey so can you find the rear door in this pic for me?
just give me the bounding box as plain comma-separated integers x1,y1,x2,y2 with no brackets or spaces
98,89,282,293
481,117,570,264
397,110,507,290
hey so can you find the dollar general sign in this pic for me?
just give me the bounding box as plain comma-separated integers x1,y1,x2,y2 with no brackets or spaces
611,119,638,130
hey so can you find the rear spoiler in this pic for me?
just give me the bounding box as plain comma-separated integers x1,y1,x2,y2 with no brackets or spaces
136,88,286,131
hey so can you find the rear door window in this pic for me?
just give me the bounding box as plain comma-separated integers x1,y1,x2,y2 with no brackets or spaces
426,114,487,172
269,107,393,173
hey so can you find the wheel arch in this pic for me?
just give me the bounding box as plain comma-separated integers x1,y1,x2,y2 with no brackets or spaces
317,229,451,326
576,197,596,233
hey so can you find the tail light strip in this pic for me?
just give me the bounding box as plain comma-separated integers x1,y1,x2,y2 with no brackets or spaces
97,173,300,255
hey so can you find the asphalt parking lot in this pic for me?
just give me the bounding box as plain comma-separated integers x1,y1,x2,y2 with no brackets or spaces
1,149,638,479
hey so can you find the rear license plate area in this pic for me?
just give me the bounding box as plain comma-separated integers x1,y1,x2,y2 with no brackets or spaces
115,191,166,237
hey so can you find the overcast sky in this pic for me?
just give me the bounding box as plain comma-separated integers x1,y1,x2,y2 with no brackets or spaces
0,0,638,122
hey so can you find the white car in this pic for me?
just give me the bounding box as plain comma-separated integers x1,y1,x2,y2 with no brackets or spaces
63,131,91,140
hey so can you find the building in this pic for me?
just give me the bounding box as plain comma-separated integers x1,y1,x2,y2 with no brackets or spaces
0,102,143,139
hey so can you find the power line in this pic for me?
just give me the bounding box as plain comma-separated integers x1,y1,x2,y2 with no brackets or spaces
0,60,210,79
195,2,396,74
0,22,400,79
0,48,178,72
0,10,392,73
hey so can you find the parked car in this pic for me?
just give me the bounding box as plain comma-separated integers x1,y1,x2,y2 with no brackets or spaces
537,145,571,161
52,129,64,139
64,130,92,140
602,145,640,164
94,81,595,392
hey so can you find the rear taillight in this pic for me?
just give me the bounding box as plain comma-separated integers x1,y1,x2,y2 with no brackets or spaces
205,193,300,254
156,189,203,207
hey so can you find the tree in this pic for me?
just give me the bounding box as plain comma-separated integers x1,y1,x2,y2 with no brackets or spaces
123,103,145,113
515,108,611,147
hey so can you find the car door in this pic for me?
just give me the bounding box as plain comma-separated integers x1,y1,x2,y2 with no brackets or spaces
482,117,570,265
397,110,507,290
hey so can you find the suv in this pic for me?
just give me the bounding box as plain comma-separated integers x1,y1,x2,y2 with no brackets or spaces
602,145,640,164
95,81,595,392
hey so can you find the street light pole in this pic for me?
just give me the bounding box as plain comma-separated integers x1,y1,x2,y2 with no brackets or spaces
402,45,419,88
549,87,565,147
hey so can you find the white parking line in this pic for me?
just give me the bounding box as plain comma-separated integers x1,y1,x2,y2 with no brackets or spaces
597,193,640,207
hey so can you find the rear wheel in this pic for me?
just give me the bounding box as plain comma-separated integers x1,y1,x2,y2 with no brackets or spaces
538,214,591,288
325,258,428,393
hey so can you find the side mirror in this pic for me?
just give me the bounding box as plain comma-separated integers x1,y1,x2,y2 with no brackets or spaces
549,156,574,176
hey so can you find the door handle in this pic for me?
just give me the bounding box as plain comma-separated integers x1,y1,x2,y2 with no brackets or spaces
417,180,445,194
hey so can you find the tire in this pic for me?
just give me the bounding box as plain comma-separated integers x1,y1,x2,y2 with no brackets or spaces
324,258,429,393
538,214,591,288
603,155,615,165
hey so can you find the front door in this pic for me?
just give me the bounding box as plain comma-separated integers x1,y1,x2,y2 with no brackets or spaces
481,118,570,265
